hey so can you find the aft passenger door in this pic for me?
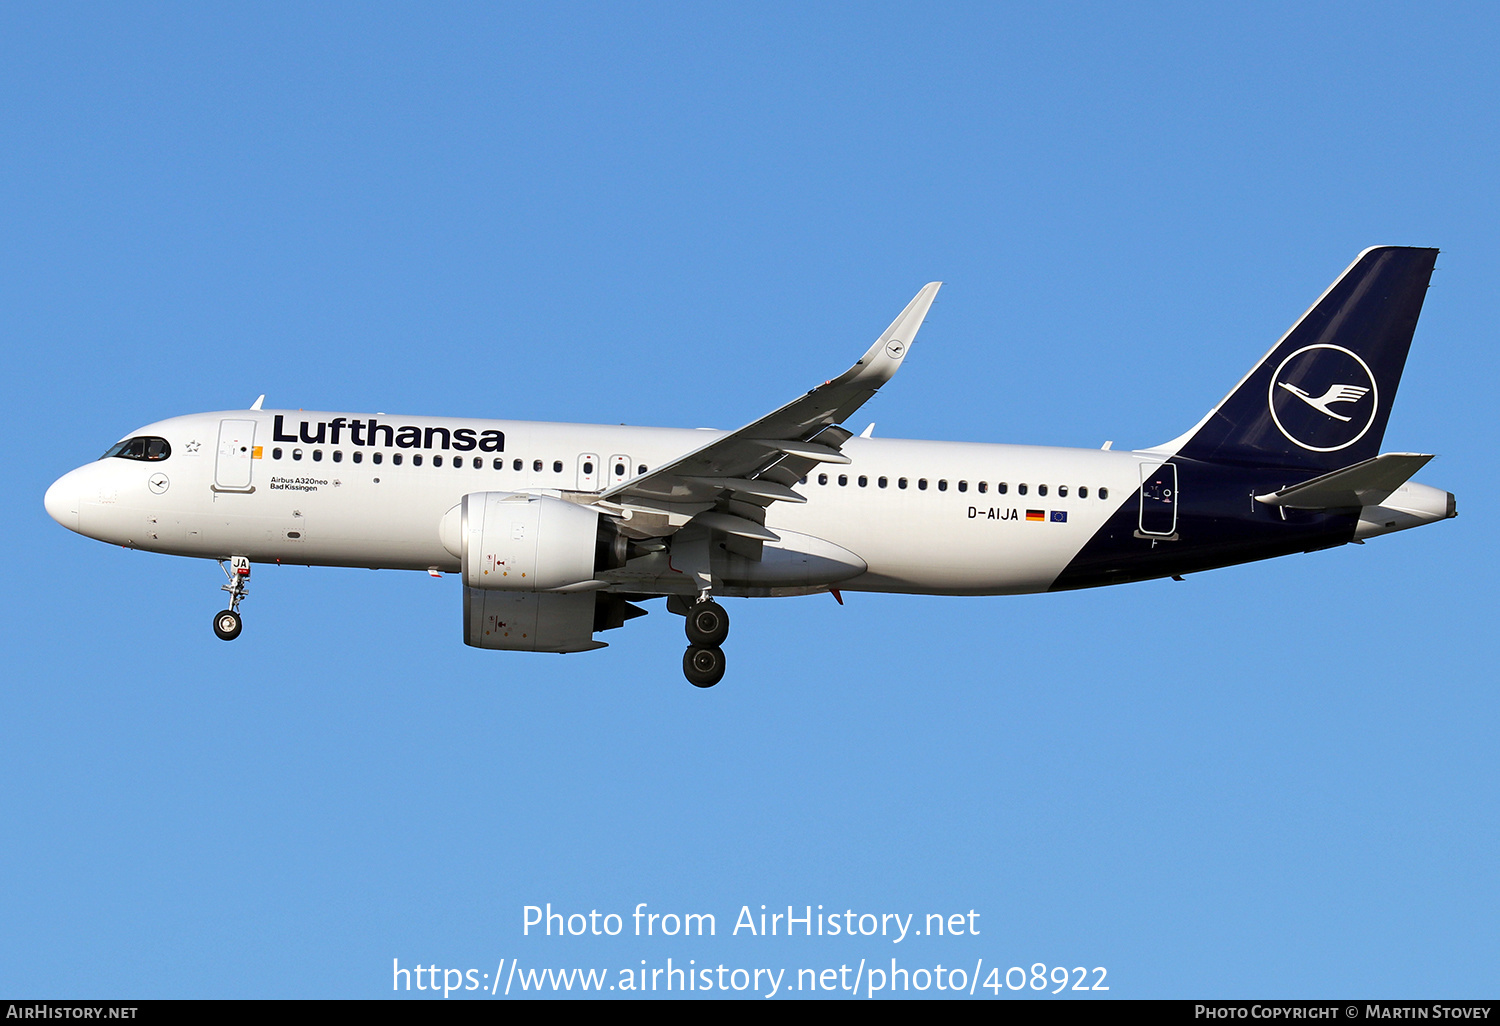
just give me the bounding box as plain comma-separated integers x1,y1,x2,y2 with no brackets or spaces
1138,462,1178,537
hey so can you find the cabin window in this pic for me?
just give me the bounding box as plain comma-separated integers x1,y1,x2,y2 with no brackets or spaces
1078,485,1088,498
392,453,403,466
1058,484,1067,497
958,480,967,492
1099,487,1109,500
878,476,888,488
314,449,324,462
583,461,593,475
292,449,303,461
353,452,363,464
372,452,383,465
532,460,542,472
937,479,948,491
412,454,422,466
272,447,283,460
615,462,625,476
433,455,443,467
858,475,868,487
978,481,987,493
918,478,928,490
800,476,808,484
818,473,828,485
1037,483,1046,496
472,457,482,469
838,474,848,486
333,451,343,463
997,482,1008,494
898,477,908,489
638,464,647,475
1018,483,1027,495
553,461,563,473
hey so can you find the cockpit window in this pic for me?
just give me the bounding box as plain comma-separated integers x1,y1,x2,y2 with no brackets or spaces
101,436,171,461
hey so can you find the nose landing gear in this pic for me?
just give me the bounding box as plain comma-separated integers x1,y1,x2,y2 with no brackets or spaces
213,556,250,641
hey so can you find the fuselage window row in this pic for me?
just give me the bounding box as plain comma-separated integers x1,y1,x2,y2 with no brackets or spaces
792,471,1109,500
263,449,1114,500
266,447,646,482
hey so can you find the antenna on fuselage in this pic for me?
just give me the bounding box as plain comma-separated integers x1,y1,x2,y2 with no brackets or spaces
250,395,265,411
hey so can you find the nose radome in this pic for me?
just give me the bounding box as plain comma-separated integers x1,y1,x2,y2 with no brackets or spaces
44,470,82,532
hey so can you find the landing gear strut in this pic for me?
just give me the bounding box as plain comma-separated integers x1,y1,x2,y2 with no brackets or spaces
676,598,729,687
213,556,250,641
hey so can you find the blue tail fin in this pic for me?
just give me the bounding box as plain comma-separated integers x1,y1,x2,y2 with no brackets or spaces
1173,246,1438,471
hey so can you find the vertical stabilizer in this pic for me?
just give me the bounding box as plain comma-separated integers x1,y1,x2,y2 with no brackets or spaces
1173,246,1438,471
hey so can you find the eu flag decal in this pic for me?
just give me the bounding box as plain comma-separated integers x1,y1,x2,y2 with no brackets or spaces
1051,510,1067,523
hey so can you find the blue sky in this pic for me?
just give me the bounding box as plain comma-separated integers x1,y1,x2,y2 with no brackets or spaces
2,2,1496,999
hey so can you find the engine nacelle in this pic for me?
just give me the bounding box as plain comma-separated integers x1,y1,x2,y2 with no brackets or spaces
463,588,605,653
441,491,622,592
442,493,645,653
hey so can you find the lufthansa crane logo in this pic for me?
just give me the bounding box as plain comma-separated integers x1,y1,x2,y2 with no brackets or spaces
1267,344,1378,452
885,339,905,359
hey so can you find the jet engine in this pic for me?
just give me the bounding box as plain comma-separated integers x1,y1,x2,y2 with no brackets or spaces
440,492,641,652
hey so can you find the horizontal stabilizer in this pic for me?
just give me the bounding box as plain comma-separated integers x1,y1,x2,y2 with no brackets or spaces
1255,452,1434,509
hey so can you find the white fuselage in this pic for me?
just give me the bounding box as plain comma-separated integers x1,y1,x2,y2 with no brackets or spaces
45,409,1152,596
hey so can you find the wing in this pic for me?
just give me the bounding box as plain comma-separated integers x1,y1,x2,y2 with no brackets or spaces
597,282,942,542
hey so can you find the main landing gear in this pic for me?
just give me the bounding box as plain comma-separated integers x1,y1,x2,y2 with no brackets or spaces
678,598,729,687
213,556,250,641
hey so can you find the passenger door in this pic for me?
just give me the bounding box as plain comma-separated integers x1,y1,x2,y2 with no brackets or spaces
1138,462,1178,537
214,419,257,491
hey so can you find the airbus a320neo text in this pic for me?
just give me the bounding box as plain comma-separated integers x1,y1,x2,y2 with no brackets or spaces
46,247,1454,686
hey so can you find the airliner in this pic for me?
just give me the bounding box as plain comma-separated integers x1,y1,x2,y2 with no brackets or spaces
44,246,1454,686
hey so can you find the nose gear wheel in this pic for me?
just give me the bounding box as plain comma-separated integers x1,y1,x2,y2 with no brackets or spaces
214,556,251,641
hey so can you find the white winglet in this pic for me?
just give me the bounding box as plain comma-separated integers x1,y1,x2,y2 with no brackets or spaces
829,282,941,392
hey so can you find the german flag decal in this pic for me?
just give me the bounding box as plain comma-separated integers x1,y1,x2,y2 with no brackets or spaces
1026,509,1045,521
